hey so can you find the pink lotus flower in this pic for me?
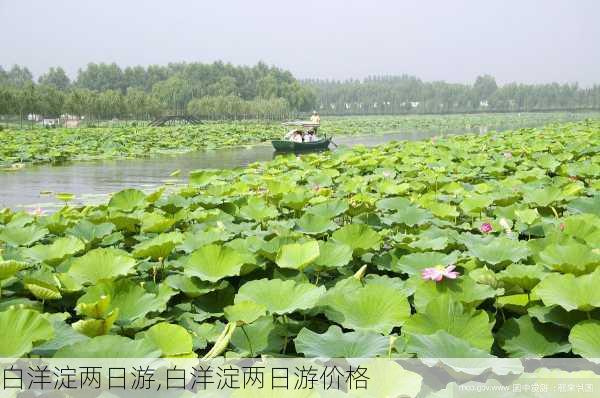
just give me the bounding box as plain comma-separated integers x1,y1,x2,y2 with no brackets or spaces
29,207,45,216
421,265,460,282
480,222,493,234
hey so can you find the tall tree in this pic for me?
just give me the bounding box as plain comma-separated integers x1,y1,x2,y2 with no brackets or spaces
38,67,71,90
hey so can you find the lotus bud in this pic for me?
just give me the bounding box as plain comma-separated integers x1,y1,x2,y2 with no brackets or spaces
499,218,512,233
353,265,368,281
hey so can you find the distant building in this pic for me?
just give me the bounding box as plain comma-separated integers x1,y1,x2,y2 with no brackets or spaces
480,100,489,108
410,101,420,108
60,114,81,128
42,118,59,127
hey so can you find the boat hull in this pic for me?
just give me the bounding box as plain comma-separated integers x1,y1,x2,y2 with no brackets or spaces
271,138,331,152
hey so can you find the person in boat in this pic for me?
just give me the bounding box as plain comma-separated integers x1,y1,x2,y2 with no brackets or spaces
305,129,317,142
290,130,303,143
310,111,320,125
284,129,302,141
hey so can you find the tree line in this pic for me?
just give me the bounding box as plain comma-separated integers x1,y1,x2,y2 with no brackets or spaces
2,63,600,124
303,75,600,115
0,62,316,123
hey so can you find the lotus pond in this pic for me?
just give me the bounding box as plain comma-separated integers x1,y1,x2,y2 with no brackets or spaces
1,112,596,169
0,119,599,359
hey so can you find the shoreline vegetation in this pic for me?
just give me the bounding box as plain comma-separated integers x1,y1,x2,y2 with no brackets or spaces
0,119,598,359
2,112,599,169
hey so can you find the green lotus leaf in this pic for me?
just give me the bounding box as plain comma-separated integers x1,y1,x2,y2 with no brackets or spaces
460,194,493,214
108,188,147,212
406,330,493,358
384,206,433,227
497,315,571,357
0,308,54,357
235,278,325,315
305,199,349,218
54,335,160,358
515,208,540,225
67,248,136,286
239,197,278,221
66,220,115,245
522,186,563,207
332,223,381,254
376,196,411,211
72,309,119,337
313,241,353,268
567,195,600,216
275,240,320,270
393,251,459,276
165,274,229,297
403,295,493,350
25,236,85,266
141,322,195,357
140,212,175,233
189,169,220,186
348,359,423,398
536,239,600,274
528,305,590,329
24,278,62,300
184,244,246,282
497,263,548,291
409,226,457,251
423,201,459,219
32,313,89,356
0,260,30,280
76,279,172,326
533,269,600,312
410,275,502,312
224,301,267,324
0,224,49,246
294,325,389,358
562,214,600,246
295,213,337,234
320,276,411,334
569,320,600,358
230,316,283,357
56,192,75,202
132,231,183,259
465,236,530,267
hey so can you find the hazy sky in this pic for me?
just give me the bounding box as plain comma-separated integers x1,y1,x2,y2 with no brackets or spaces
1,0,599,85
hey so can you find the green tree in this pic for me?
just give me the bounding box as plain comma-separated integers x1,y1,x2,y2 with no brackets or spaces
38,67,71,90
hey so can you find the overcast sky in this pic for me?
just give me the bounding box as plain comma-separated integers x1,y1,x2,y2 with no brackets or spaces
1,0,599,85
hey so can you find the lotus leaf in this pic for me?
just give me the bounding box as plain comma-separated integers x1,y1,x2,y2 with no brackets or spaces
25,236,85,266
141,322,195,357
54,335,160,358
497,315,571,357
275,240,320,270
294,325,389,358
465,236,530,267
332,223,381,254
295,213,337,234
108,188,147,212
532,269,600,312
0,224,48,246
313,241,353,268
132,231,183,259
320,276,411,334
403,295,494,350
184,244,246,282
0,308,54,357
235,278,325,315
568,321,600,358
406,330,493,358
224,301,267,324
68,248,137,285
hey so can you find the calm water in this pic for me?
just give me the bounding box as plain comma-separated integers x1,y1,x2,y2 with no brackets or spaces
0,126,509,209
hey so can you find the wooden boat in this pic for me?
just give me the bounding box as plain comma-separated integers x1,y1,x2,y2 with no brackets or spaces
272,120,331,152
271,137,331,152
